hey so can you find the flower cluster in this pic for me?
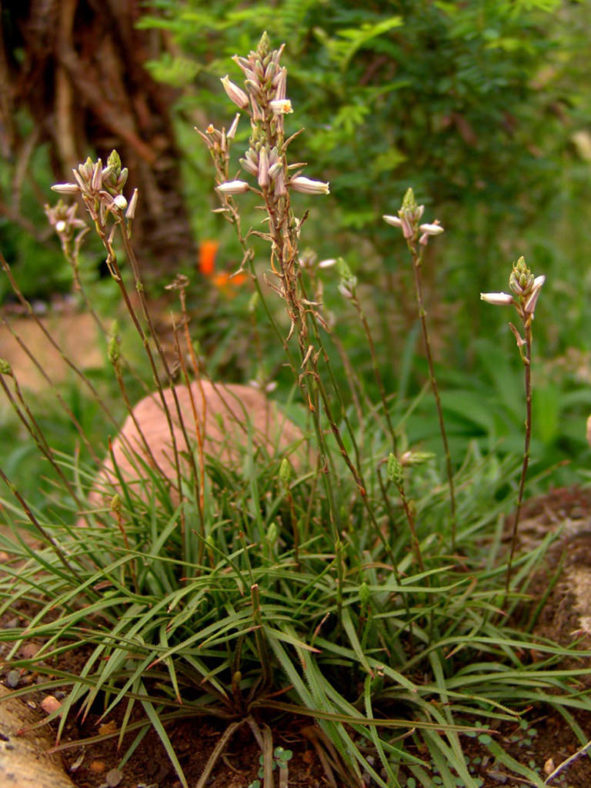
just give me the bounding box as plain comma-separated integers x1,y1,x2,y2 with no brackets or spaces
51,150,137,230
383,188,444,246
44,199,87,242
206,33,329,200
481,256,545,321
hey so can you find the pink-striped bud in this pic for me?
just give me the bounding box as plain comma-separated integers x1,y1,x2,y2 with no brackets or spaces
523,275,545,315
220,76,249,109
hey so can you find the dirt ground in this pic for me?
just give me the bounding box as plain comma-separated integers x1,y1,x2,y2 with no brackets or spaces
0,310,103,393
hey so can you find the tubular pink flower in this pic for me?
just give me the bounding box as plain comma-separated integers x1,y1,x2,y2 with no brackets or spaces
220,75,249,109
400,215,414,239
524,275,545,315
383,214,403,228
258,146,269,188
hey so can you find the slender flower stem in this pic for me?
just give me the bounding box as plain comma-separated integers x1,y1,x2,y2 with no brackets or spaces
505,324,532,594
409,245,457,550
396,477,424,573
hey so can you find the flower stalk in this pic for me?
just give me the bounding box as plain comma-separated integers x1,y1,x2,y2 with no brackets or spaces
384,189,457,550
481,257,545,594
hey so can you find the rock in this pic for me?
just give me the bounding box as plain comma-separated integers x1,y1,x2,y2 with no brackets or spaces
82,380,305,518
5,671,20,689
19,643,41,660
40,696,62,715
105,767,123,786
0,684,75,788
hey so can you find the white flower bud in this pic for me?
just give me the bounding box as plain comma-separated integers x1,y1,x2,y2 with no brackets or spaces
480,292,514,306
383,214,403,228
419,222,444,235
113,195,128,211
125,189,139,220
227,113,240,139
51,183,80,194
216,179,250,195
290,176,330,195
55,220,67,234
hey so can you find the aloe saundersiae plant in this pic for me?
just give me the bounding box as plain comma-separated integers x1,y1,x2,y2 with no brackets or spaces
481,256,545,593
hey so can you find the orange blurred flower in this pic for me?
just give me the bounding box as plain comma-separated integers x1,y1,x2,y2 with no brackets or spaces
199,240,248,295
199,239,219,277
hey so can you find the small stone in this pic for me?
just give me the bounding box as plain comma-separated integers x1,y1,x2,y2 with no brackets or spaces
5,670,20,688
41,695,62,714
106,767,124,786
544,757,555,775
89,760,106,774
20,641,41,659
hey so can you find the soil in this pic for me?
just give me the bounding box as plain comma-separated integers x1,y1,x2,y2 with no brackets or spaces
3,489,591,788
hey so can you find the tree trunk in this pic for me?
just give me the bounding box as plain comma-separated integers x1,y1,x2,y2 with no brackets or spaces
0,0,196,281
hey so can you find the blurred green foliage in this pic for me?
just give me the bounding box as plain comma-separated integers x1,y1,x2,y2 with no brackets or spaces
0,126,73,303
140,0,591,294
